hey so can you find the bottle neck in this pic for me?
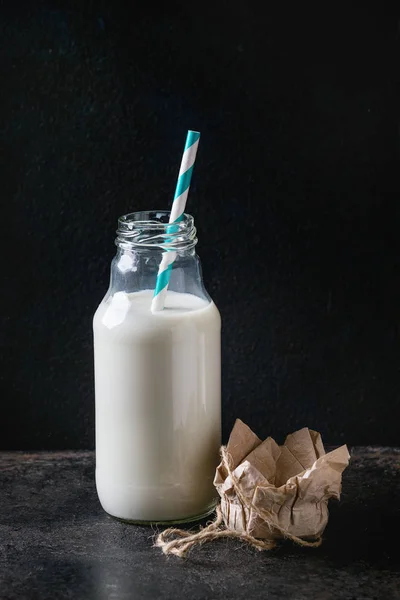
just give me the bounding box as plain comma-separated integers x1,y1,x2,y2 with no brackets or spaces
115,210,197,252
107,211,209,301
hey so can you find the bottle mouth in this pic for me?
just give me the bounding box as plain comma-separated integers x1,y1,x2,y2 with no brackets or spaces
116,210,197,250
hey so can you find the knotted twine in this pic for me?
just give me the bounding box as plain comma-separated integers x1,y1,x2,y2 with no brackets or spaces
155,446,322,557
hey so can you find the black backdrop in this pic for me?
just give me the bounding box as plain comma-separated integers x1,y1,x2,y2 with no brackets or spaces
0,2,398,449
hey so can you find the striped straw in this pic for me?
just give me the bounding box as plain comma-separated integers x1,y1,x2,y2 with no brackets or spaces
151,130,200,313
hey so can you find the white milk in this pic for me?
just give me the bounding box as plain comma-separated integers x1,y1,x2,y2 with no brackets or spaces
93,290,221,522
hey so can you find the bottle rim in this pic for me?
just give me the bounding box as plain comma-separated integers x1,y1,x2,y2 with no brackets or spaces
116,210,197,250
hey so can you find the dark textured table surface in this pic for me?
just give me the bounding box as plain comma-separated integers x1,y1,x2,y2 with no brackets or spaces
0,449,399,600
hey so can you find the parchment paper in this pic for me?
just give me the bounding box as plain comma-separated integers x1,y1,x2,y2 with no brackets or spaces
214,419,350,540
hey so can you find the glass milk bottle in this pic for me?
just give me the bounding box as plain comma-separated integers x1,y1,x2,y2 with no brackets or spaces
93,211,221,523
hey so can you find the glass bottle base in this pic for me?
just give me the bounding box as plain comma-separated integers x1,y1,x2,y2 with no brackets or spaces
108,502,217,526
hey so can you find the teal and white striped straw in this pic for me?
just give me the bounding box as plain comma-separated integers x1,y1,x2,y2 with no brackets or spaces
151,130,200,313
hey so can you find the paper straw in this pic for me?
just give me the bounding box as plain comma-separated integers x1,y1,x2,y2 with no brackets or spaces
151,130,200,313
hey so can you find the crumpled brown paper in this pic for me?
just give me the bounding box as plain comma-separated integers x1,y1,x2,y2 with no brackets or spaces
213,419,350,541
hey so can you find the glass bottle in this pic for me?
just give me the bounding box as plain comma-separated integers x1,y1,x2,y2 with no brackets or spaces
93,211,221,523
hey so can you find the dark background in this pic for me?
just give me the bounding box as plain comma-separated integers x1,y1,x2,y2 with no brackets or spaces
0,2,398,449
